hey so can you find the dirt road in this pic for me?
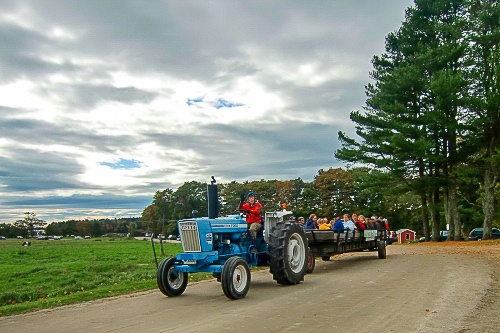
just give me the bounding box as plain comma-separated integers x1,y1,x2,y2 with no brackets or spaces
1,243,499,333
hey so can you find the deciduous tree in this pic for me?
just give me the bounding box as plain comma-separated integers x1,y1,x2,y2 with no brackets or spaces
14,212,47,237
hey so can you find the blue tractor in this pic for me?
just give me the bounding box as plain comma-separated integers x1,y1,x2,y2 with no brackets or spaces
155,180,308,300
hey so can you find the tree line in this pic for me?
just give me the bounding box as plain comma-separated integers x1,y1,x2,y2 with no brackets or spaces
140,166,496,238
0,212,141,238
1,162,496,239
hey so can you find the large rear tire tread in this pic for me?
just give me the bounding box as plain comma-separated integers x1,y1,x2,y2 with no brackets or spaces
221,256,251,300
268,222,308,285
157,257,188,297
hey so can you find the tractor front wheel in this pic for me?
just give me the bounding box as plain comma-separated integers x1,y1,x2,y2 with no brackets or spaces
221,256,251,300
157,257,188,297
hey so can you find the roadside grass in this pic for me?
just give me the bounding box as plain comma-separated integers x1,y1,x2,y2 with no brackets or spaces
0,238,211,317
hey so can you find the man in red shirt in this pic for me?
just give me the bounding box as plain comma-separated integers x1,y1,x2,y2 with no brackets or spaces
240,191,263,239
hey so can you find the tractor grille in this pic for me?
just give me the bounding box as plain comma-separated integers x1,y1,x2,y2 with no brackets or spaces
179,221,201,252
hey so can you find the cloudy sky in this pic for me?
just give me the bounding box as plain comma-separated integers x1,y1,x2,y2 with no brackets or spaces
0,0,414,224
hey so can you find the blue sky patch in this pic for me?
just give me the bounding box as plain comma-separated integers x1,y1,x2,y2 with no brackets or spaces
100,159,141,170
213,98,243,109
186,97,203,106
186,97,243,109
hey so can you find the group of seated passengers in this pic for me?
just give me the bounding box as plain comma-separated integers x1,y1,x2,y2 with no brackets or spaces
303,213,389,233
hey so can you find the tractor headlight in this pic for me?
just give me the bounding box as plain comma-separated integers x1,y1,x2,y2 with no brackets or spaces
224,239,231,245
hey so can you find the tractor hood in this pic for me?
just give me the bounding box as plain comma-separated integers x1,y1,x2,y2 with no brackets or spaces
178,215,247,252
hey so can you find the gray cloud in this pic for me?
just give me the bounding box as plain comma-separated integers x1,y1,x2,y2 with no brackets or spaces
4,194,151,209
0,148,84,191
0,115,137,153
37,84,158,109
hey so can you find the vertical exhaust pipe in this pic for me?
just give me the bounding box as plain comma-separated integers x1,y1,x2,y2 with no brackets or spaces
208,176,218,219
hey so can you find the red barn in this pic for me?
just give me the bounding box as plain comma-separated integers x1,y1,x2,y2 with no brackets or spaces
396,229,416,243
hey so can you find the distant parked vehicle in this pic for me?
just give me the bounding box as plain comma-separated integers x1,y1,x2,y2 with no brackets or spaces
167,235,177,240
37,235,48,240
419,230,449,242
84,236,91,239
0,236,5,240
74,236,82,240
16,236,23,239
468,228,500,241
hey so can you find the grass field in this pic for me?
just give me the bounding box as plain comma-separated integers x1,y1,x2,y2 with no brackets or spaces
0,237,210,317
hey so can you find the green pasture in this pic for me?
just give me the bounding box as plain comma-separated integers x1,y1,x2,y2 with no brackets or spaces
0,237,209,317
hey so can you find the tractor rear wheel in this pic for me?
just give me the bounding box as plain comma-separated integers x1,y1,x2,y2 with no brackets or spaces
157,257,188,297
268,221,308,285
221,256,251,299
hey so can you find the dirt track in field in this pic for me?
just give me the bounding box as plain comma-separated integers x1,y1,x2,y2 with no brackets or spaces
1,242,499,333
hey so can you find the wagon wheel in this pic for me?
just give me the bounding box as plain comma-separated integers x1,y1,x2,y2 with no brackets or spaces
377,240,387,259
306,249,316,274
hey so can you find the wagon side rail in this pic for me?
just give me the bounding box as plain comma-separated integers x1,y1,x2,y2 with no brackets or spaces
305,229,387,257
